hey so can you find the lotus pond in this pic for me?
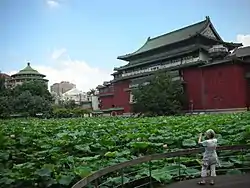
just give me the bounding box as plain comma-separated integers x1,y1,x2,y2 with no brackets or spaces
0,113,250,188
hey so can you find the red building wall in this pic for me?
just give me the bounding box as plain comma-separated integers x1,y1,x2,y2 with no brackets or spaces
99,95,114,110
243,64,250,109
203,64,246,109
103,62,248,114
183,63,247,111
113,81,131,113
97,84,115,110
182,69,203,110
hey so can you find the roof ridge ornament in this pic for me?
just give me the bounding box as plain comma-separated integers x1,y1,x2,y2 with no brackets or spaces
205,16,210,21
27,62,30,66
147,37,151,41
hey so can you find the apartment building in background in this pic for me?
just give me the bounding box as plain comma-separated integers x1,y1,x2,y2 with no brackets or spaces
50,81,76,95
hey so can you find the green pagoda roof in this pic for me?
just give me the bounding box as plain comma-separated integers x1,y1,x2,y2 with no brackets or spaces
117,16,241,61
12,62,45,77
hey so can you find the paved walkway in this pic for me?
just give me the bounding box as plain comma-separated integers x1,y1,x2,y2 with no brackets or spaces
158,175,250,188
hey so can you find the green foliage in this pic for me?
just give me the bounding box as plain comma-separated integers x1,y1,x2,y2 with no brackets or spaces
87,88,96,95
0,77,6,91
132,71,186,116
52,107,91,118
60,100,78,109
12,91,52,116
0,113,250,187
52,107,71,118
0,80,52,118
0,96,13,118
12,80,52,101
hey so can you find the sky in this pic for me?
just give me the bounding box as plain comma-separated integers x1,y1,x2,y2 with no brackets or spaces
1,0,250,92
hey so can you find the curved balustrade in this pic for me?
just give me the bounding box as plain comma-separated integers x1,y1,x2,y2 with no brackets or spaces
72,145,250,188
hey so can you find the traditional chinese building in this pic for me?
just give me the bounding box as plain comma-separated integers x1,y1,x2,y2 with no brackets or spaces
8,62,48,88
97,16,250,115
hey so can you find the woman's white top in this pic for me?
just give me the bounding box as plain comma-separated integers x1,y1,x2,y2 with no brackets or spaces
200,138,219,165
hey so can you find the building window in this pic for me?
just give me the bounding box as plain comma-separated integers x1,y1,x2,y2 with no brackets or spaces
129,92,134,103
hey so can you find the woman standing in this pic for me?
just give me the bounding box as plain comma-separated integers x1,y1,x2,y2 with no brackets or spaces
198,129,219,185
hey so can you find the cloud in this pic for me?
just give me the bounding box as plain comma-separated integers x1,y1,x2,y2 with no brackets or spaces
236,34,250,47
46,0,60,8
51,48,67,60
8,49,113,92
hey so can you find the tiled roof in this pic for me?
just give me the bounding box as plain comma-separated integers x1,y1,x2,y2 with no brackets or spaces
234,46,250,57
117,17,241,61
12,62,45,76
118,17,211,60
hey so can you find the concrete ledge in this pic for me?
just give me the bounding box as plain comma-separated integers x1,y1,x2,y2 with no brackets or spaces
185,107,248,114
161,174,250,188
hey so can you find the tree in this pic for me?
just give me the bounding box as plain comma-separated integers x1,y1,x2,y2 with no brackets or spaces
87,88,96,95
12,80,52,101
12,91,52,116
0,80,53,118
0,77,5,92
28,95,52,116
61,99,77,109
132,71,186,116
0,96,13,118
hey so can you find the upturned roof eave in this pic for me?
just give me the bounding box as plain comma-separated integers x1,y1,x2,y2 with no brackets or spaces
117,34,201,61
198,34,243,49
206,18,223,41
115,45,207,71
117,36,152,61
117,18,211,61
118,17,241,61
224,42,243,48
